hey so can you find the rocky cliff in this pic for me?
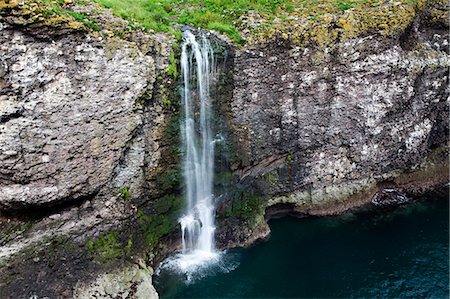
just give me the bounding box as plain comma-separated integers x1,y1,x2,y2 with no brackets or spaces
0,3,177,298
215,0,449,247
0,0,448,298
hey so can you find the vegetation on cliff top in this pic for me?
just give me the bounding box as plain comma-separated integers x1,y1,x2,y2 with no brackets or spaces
0,0,101,32
1,0,435,44
85,0,429,44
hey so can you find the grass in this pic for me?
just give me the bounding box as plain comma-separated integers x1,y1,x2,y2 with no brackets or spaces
64,9,101,31
117,186,131,201
90,0,298,43
2,0,430,45
89,0,427,44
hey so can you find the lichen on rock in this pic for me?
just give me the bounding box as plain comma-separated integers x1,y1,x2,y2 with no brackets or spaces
73,264,158,299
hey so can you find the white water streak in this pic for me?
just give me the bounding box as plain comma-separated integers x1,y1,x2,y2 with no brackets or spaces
178,31,217,263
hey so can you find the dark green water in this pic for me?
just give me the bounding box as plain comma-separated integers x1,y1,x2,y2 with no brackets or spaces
155,198,449,298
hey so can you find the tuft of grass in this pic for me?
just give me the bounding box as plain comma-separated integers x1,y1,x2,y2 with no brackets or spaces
117,186,131,201
336,1,355,11
64,10,101,31
206,21,245,44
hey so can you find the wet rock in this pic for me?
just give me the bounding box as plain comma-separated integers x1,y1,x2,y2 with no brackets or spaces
371,189,409,207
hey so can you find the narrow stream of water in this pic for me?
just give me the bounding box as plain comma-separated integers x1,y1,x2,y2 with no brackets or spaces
155,197,449,298
158,30,220,276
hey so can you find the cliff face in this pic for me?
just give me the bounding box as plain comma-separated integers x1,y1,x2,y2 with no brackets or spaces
1,24,155,210
0,0,449,298
0,8,174,298
215,1,449,247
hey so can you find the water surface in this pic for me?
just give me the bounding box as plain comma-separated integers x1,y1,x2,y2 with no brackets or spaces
155,197,449,298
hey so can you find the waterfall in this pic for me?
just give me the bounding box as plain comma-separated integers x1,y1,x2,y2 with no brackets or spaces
178,30,217,261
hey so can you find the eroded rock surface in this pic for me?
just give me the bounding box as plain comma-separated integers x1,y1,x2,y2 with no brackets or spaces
217,1,449,246
0,13,173,298
0,23,158,210
74,264,158,299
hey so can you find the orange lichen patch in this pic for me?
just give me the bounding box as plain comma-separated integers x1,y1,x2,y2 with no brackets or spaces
338,11,360,39
0,0,82,28
0,0,20,10
0,0,87,32
0,0,443,45
243,0,430,47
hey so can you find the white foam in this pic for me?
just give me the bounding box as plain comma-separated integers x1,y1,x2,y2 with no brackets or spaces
157,250,240,284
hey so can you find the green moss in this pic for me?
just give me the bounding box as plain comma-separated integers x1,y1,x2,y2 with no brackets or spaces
117,186,131,201
124,237,133,255
166,49,179,81
86,231,130,262
267,171,279,190
161,47,180,109
160,112,182,163
160,194,183,214
223,191,264,224
215,171,234,188
286,152,293,164
161,94,172,109
163,112,181,142
155,168,180,193
137,195,182,248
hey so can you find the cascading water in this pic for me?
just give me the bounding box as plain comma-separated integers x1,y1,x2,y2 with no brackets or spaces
155,30,231,281
176,30,218,269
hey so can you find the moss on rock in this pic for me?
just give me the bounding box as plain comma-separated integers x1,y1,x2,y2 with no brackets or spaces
86,231,133,263
136,194,182,251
